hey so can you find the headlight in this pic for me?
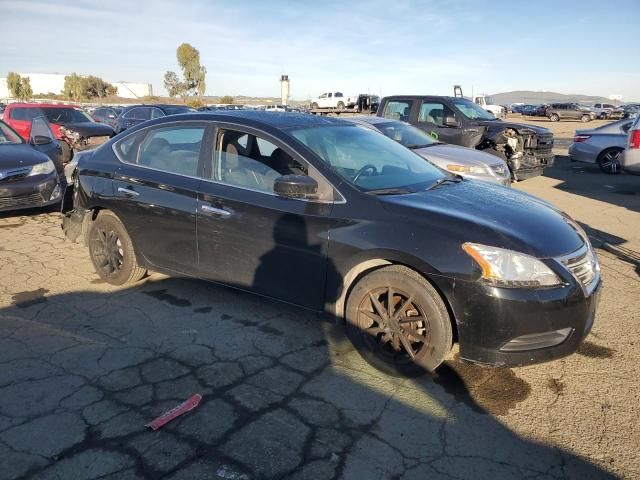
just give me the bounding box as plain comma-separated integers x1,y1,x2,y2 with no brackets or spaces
462,243,563,288
447,164,490,175
28,160,56,176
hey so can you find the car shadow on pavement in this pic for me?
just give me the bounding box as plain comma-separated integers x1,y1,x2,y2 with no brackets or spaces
542,155,640,213
0,277,618,479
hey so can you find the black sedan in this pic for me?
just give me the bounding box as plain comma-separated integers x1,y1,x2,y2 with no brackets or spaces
62,111,601,375
114,104,196,134
0,119,64,213
91,106,123,129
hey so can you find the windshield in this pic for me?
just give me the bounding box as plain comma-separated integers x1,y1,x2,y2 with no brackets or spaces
452,98,496,120
375,121,439,149
291,125,444,192
0,121,24,145
42,107,93,124
164,106,196,115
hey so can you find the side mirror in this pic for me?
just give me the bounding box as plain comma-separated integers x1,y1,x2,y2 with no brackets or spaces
31,135,52,146
443,116,458,127
274,175,318,199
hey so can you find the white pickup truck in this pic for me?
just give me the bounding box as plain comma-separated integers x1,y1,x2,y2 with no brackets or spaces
473,95,506,119
310,91,358,110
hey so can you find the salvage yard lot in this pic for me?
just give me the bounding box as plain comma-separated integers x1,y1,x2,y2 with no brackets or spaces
0,117,639,479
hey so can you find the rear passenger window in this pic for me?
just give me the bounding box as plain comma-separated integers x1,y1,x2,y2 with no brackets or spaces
381,101,413,121
115,125,206,177
10,107,39,121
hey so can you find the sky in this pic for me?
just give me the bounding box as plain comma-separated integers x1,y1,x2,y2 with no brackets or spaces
1,0,639,100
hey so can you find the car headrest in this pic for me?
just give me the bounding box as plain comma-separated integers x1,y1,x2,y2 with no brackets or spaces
270,148,292,172
146,138,170,154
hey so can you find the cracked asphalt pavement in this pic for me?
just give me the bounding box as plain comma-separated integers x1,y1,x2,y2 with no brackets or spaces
1,157,639,479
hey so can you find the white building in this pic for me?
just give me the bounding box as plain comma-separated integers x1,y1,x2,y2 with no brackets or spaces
0,72,153,100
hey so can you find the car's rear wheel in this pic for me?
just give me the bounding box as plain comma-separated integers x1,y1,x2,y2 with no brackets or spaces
597,147,623,174
581,114,591,122
549,114,560,122
345,265,453,376
88,211,147,285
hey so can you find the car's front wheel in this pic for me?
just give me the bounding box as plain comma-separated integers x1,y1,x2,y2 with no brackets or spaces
597,147,623,174
88,211,147,285
345,265,453,376
549,114,560,122
581,114,591,122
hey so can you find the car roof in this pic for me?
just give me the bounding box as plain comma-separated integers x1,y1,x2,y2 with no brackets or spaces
342,115,395,126
6,103,80,109
188,110,354,129
382,95,461,101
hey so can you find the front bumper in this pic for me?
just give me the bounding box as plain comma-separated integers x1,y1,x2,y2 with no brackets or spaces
0,173,64,213
437,275,602,367
511,152,555,180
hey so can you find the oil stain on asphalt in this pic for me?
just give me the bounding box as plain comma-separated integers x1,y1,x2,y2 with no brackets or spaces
12,288,50,308
433,355,531,416
577,340,616,358
143,289,192,307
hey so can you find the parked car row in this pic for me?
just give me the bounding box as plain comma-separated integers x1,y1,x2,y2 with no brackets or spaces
61,110,601,376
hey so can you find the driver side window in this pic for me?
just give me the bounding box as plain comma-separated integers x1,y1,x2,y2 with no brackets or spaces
212,129,334,201
418,102,451,126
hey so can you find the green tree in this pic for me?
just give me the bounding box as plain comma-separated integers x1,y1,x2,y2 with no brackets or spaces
6,72,32,100
163,71,183,98
20,77,32,100
164,43,206,97
63,73,85,101
220,96,234,104
83,75,114,99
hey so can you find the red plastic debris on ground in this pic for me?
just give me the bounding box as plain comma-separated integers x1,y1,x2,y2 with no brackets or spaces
146,394,202,430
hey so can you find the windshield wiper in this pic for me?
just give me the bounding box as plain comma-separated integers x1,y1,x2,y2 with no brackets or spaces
406,142,442,149
365,187,413,196
426,176,463,190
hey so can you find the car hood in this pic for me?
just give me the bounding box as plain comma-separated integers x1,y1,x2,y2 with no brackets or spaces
477,119,551,135
0,144,51,170
414,144,504,168
57,122,114,137
380,180,583,258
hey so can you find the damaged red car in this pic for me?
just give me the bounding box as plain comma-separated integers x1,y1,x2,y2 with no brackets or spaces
3,103,114,164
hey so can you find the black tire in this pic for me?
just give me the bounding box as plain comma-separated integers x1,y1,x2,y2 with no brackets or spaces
549,114,560,122
345,265,453,376
311,103,319,110
59,141,73,164
581,114,591,123
597,148,623,174
337,101,345,109
88,211,146,285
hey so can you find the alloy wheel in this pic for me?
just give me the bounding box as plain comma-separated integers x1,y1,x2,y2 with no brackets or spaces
356,286,431,365
91,228,124,277
599,150,622,174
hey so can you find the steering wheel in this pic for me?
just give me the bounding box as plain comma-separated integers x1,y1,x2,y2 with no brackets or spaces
352,164,377,183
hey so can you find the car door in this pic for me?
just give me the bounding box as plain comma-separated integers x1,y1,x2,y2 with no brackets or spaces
110,121,210,274
196,124,335,309
416,100,463,144
317,93,329,108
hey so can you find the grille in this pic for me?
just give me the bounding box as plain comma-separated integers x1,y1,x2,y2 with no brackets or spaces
561,246,598,290
0,193,43,208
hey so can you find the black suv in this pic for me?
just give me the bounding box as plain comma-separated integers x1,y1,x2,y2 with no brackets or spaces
377,96,554,180
114,104,196,134
62,111,601,375
546,103,594,122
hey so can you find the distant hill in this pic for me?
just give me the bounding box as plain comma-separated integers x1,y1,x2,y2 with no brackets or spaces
489,90,633,106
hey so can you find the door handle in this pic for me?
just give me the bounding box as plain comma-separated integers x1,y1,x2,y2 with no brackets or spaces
201,204,232,217
117,187,140,197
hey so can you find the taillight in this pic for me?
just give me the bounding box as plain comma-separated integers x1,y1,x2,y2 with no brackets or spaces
630,130,640,149
573,135,591,143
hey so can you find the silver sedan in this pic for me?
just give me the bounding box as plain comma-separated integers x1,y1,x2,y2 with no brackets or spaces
344,116,511,186
568,118,633,174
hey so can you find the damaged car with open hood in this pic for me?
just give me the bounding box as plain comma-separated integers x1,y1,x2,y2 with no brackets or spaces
377,95,555,181
2,103,115,165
